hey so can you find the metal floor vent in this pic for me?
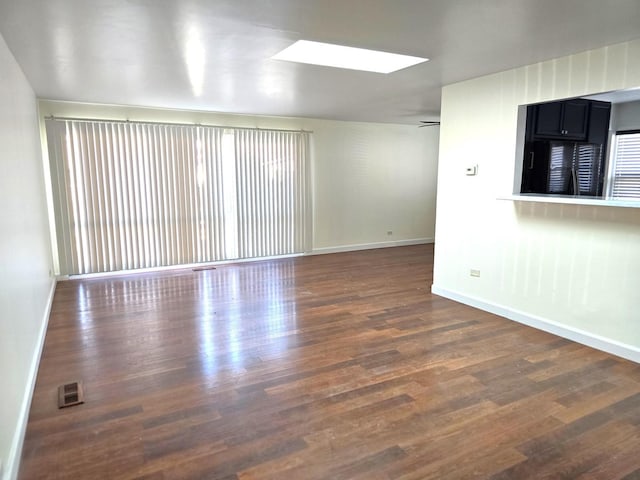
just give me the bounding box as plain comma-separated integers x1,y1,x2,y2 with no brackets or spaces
193,265,217,272
58,381,84,408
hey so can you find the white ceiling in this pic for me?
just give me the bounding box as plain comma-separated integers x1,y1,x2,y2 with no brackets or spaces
1,0,640,124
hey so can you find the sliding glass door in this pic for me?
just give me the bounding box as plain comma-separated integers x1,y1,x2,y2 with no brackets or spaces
46,119,310,275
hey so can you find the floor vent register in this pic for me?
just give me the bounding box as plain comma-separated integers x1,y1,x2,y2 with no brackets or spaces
58,381,84,408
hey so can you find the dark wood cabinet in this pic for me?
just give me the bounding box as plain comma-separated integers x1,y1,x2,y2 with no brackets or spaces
521,141,550,194
534,102,563,137
587,101,611,145
534,99,589,140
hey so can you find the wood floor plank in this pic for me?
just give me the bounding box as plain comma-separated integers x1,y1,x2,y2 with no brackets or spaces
19,245,640,479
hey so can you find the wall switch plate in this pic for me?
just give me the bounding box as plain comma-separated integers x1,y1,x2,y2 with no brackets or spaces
465,165,478,176
470,269,481,277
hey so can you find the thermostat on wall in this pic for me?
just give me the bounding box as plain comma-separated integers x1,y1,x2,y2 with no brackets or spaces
466,165,478,176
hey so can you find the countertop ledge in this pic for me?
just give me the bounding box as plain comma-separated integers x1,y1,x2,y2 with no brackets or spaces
498,194,640,208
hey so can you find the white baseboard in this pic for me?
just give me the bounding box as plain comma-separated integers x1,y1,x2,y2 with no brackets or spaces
431,284,640,364
6,278,57,480
311,237,433,255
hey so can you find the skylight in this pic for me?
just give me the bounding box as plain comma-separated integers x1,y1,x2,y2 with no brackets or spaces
271,40,428,74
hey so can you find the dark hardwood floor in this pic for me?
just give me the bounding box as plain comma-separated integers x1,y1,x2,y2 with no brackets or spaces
19,245,640,479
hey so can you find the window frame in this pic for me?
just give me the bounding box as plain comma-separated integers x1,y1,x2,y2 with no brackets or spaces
605,129,640,199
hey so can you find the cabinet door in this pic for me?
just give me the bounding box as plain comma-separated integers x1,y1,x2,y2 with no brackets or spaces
533,99,589,140
587,101,611,145
535,102,564,137
561,99,589,139
520,141,550,194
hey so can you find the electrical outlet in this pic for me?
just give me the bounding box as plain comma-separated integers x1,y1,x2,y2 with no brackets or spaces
387,231,393,236
470,269,480,277
465,165,478,176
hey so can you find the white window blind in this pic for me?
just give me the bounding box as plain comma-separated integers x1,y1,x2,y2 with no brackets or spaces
547,142,602,195
576,143,602,194
46,118,310,275
548,143,571,193
611,131,640,199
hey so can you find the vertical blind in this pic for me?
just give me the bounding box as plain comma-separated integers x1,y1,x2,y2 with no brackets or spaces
46,118,310,275
234,130,310,259
611,131,640,198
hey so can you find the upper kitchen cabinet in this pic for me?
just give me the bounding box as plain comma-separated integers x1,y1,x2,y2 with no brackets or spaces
533,99,590,140
587,101,612,145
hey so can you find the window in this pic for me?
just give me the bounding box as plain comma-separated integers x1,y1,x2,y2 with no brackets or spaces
46,119,311,275
609,131,640,199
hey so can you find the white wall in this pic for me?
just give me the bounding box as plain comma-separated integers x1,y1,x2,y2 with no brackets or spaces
615,100,640,130
0,34,55,478
38,100,439,263
433,39,640,360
